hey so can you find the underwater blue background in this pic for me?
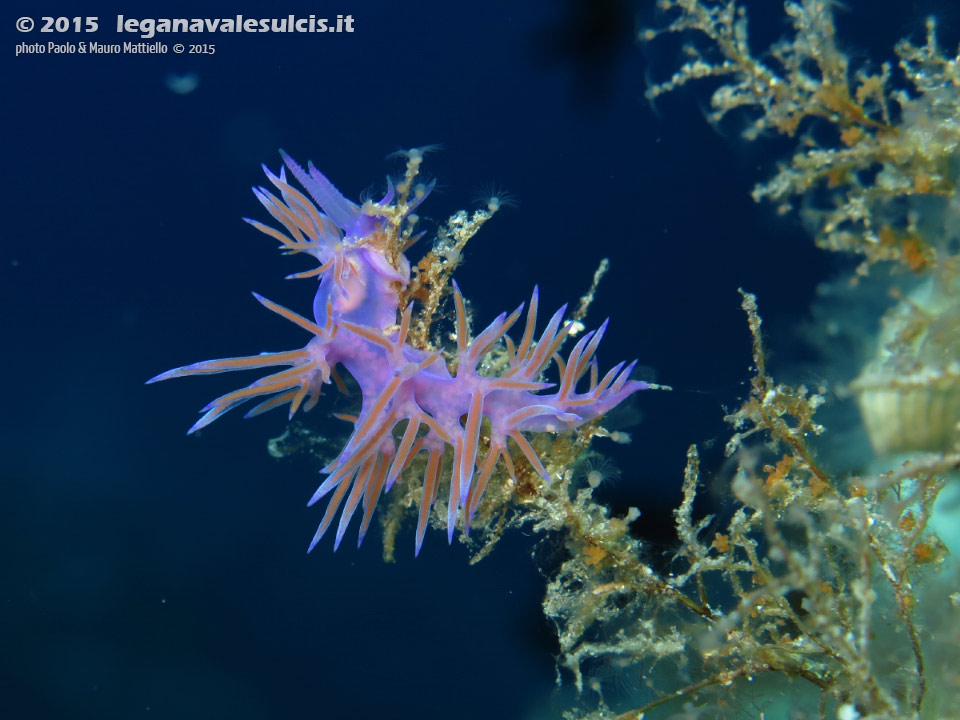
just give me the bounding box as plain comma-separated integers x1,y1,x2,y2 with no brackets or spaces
3,0,955,718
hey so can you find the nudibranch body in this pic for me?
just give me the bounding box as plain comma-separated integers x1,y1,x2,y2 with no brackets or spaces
150,149,647,554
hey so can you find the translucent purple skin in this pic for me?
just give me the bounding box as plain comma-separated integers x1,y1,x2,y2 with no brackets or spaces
149,153,647,555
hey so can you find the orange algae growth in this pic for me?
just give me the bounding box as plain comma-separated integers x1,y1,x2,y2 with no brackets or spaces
534,291,956,719
644,0,960,277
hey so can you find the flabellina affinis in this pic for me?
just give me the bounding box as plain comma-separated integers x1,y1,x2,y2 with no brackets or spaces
149,149,647,555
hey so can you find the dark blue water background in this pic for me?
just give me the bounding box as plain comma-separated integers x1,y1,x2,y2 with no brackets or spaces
4,1,954,717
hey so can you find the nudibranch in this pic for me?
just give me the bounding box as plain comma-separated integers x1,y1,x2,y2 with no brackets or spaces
149,149,647,554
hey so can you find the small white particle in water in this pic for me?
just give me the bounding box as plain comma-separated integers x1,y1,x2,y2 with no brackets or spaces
165,72,200,94
837,704,859,720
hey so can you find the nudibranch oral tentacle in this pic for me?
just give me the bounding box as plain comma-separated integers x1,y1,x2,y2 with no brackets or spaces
149,150,648,554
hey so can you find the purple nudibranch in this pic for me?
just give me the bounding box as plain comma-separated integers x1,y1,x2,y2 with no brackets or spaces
149,151,647,555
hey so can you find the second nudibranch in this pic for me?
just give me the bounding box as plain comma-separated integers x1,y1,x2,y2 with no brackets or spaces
149,150,648,554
